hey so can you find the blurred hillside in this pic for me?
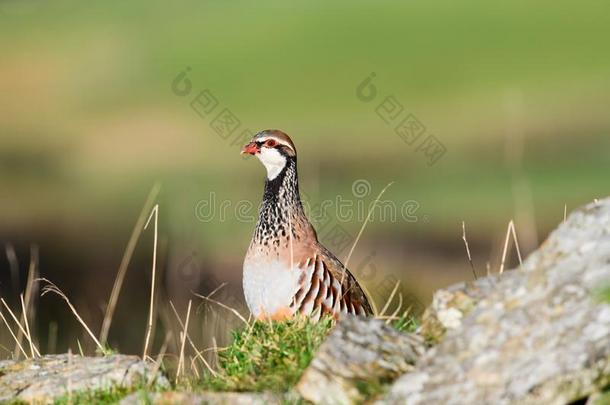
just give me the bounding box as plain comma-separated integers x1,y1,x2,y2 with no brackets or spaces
0,0,609,353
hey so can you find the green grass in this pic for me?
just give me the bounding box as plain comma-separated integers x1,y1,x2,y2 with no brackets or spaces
591,385,610,405
52,386,142,405
196,317,334,392
194,313,418,394
5,386,150,405
392,313,419,334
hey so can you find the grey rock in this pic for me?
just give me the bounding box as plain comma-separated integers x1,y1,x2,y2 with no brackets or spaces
0,354,169,403
384,198,610,405
120,391,284,405
297,316,425,404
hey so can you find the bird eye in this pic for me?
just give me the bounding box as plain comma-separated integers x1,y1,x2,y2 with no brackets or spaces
265,139,277,147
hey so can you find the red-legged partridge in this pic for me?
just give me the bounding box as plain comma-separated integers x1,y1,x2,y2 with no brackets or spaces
241,130,372,321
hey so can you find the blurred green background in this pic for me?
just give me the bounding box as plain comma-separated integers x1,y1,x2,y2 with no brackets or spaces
1,0,609,354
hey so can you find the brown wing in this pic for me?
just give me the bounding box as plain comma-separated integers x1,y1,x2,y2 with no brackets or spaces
289,247,373,320
316,244,373,315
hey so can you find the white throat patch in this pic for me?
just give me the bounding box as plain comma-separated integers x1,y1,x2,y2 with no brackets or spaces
256,148,287,180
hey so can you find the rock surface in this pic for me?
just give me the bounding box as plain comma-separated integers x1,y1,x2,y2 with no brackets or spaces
384,198,610,404
120,391,284,405
0,354,169,403
297,316,425,404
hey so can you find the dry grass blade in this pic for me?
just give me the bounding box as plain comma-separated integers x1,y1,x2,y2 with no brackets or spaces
211,336,220,371
193,291,248,326
204,282,227,301
149,234,168,361
143,203,159,361
386,293,403,325
341,182,394,286
170,300,217,377
499,222,512,274
191,358,200,379
148,331,172,387
176,300,192,380
461,221,477,280
0,309,28,358
511,222,523,266
499,220,523,274
378,280,400,318
100,183,160,346
0,298,41,357
376,314,404,321
14,246,39,359
339,182,394,315
38,278,104,353
23,246,39,329
20,294,37,358
190,347,222,376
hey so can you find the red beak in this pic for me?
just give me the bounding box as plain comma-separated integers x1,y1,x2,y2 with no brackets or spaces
241,142,259,155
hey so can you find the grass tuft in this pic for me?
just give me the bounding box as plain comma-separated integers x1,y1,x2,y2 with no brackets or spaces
195,316,334,392
192,313,419,394
53,386,136,405
391,312,419,334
